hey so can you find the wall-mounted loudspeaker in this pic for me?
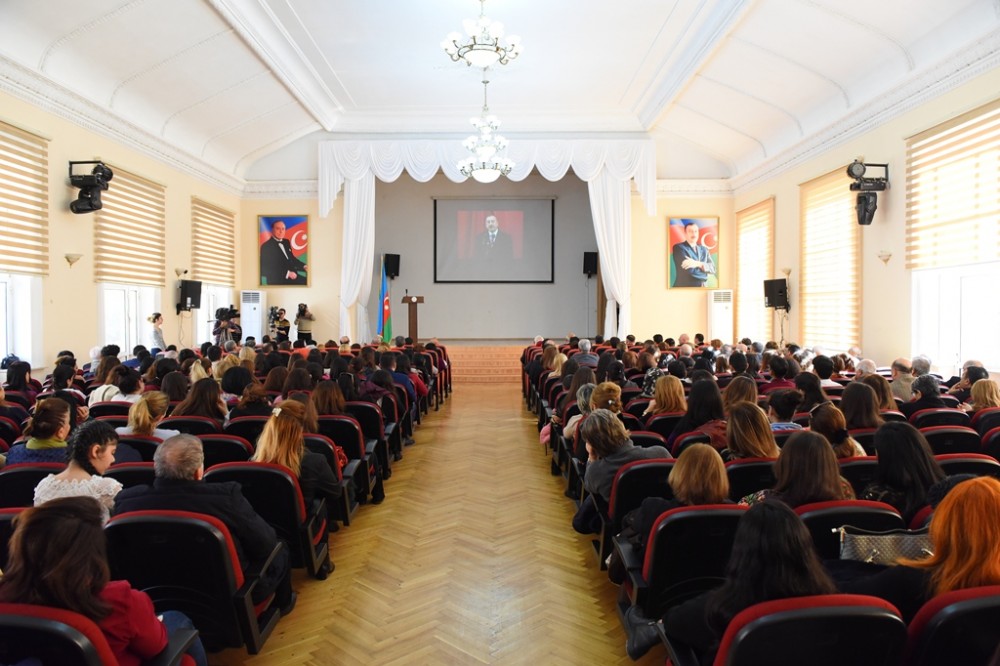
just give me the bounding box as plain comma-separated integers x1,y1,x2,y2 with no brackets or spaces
763,278,789,310
583,252,598,277
385,254,400,279
178,279,202,313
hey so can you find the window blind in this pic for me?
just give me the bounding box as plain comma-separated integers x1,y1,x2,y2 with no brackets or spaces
191,197,235,287
94,167,166,286
906,99,1000,270
799,169,859,351
0,121,48,276
735,198,774,342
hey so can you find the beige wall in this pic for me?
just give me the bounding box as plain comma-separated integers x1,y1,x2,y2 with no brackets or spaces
0,89,241,366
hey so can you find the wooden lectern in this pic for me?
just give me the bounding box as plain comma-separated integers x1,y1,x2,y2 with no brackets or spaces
401,295,424,341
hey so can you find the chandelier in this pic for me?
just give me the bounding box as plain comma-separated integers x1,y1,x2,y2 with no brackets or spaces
441,0,522,69
458,75,514,183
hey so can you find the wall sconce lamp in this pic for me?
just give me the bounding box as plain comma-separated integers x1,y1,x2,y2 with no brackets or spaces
877,250,892,265
64,253,83,267
174,268,189,278
780,267,791,278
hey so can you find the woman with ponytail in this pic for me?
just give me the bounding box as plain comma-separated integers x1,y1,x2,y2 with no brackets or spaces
115,391,180,441
33,419,122,523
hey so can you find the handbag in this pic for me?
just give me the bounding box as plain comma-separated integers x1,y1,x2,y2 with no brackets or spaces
838,525,933,565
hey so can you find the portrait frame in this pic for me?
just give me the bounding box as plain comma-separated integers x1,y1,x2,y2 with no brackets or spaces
258,214,309,287
668,216,720,289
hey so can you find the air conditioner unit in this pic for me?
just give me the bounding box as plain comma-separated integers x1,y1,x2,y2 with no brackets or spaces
707,289,734,343
240,290,265,341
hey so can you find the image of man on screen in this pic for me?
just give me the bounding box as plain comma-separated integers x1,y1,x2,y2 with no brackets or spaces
475,214,513,263
671,222,715,287
260,220,307,285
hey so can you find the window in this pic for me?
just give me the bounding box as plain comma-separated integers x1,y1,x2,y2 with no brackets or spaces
0,121,48,276
907,99,1000,373
799,169,859,352
735,198,773,342
191,197,236,287
94,167,166,286
100,283,159,356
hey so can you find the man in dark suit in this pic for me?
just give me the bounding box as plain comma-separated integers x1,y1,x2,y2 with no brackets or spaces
113,434,298,613
474,214,513,263
260,219,307,285
671,222,715,287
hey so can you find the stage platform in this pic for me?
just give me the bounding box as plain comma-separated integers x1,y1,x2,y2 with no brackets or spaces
440,343,524,384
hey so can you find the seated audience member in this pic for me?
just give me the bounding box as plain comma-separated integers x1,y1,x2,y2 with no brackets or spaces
946,362,987,403
728,351,748,377
643,375,687,418
0,385,29,425
169,377,228,423
88,358,125,405
860,422,945,524
740,430,854,506
115,392,180,441
594,351,615,383
379,352,416,404
252,400,337,578
860,373,898,411
114,434,296,615
220,366,255,404
34,420,122,523
276,368,314,405
793,372,828,413
721,376,757,416
556,367,596,422
667,379,726,450
50,363,86,402
961,378,1000,413
0,497,208,666
911,355,932,377
5,398,71,465
113,366,145,404
900,374,946,419
839,381,885,430
811,355,840,388
563,384,596,442
572,409,670,534
159,370,189,403
263,366,289,394
889,357,915,402
310,380,348,416
766,389,803,432
3,361,38,403
606,360,637,390
575,339,599,368
845,476,1000,622
228,383,274,420
395,354,428,401
808,403,866,458
626,501,837,661
854,358,878,379
721,401,779,462
759,356,794,394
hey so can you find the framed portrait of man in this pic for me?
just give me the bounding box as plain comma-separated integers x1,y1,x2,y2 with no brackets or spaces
259,215,308,286
668,217,719,288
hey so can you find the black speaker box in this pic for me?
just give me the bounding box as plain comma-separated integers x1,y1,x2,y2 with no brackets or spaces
583,252,598,276
178,279,202,310
763,278,789,310
385,253,400,279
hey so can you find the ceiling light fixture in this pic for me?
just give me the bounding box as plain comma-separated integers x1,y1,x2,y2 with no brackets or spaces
442,0,522,69
458,74,514,184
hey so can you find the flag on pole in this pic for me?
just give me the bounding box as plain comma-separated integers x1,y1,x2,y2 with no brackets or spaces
377,258,392,341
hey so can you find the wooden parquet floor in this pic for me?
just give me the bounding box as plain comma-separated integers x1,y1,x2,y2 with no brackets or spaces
211,383,664,665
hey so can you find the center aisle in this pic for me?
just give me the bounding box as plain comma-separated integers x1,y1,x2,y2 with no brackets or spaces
214,383,658,665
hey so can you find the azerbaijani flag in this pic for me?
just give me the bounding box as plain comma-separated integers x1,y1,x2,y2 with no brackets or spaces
377,259,392,341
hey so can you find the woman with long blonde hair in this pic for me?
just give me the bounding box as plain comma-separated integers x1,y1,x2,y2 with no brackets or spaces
963,378,1000,412
643,375,687,418
115,391,179,440
722,401,779,461
722,375,758,415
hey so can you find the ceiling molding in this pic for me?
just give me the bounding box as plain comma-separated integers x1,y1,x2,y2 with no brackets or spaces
0,55,246,195
208,0,342,131
731,28,1000,193
636,0,751,128
243,179,317,199
655,179,734,198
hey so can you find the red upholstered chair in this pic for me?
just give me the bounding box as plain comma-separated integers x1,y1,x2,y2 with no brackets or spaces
630,430,669,450
983,426,1000,460
0,462,66,508
880,409,908,422
725,458,777,501
794,500,905,560
317,414,380,504
105,461,156,489
618,504,747,619
848,427,878,455
665,595,906,666
971,406,1000,437
204,462,331,579
116,435,162,462
909,505,934,529
903,585,1000,666
224,416,269,447
2,391,33,409
791,411,811,427
88,400,134,419
346,401,390,480
645,412,685,440
197,434,254,468
595,458,675,570
0,506,24,571
910,408,971,429
919,425,982,455
618,412,644,432
933,452,1000,478
303,433,357,525
0,602,197,666
772,429,798,449
624,397,652,419
94,414,129,429
839,456,880,496
158,415,221,436
670,431,711,457
105,509,282,653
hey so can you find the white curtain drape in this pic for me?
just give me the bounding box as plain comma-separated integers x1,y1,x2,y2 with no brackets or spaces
588,171,632,337
318,138,654,339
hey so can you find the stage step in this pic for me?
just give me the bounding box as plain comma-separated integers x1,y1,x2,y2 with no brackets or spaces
446,345,524,384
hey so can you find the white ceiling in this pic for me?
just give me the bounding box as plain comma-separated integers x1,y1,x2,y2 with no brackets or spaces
1,0,998,192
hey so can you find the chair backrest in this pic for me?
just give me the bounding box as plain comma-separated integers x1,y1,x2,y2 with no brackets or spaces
848,428,878,455
880,410,908,423
159,415,222,436
711,595,906,666
115,434,162,462
2,392,33,409
87,401,133,418
104,462,156,489
642,505,748,617
317,415,366,460
624,398,651,419
794,500,905,560
0,507,24,571
346,401,385,441
0,463,67,508
971,407,1000,437
607,458,675,527
198,434,254,467
904,585,1000,666
919,425,982,455
725,458,777,501
910,408,971,429
0,416,22,443
204,462,306,537
618,412,644,432
934,452,1000,479
0,602,120,666
303,433,343,480
94,414,129,429
983,426,1000,461
771,429,799,449
630,430,670,450
838,456,879,497
671,431,712,457
223,416,269,446
645,412,684,439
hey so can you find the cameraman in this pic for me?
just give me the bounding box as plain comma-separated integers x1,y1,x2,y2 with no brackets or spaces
294,303,315,344
274,308,290,343
213,307,242,346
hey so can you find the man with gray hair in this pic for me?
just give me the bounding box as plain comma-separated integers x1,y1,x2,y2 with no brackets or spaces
854,359,878,379
900,373,947,419
113,435,299,612
911,355,932,377
575,339,599,368
890,357,915,402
